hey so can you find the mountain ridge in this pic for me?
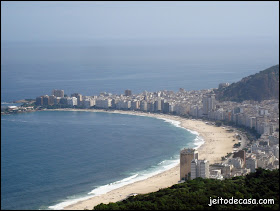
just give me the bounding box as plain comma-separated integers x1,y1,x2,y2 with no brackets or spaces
215,65,279,102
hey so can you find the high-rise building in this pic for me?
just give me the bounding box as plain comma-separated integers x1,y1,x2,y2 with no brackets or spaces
161,99,165,111
140,100,148,111
180,148,198,180
84,98,95,108
67,97,77,106
148,102,155,112
191,159,209,179
54,97,61,105
49,95,55,105
52,89,64,98
199,160,209,178
42,95,50,106
71,93,83,106
111,99,117,109
125,89,132,96
202,94,215,115
163,102,170,113
233,150,246,167
191,159,198,180
154,100,162,112
35,96,43,106
59,97,68,105
131,100,140,110
246,157,257,173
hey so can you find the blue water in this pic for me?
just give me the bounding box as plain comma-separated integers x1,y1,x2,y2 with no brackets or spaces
1,110,197,210
1,41,278,210
1,42,277,102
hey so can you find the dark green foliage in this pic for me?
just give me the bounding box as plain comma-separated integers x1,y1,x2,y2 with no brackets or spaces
215,65,279,102
215,121,222,127
93,169,279,210
233,143,241,148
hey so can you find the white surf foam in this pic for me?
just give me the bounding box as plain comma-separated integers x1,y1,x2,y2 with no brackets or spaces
157,117,183,129
88,173,139,195
193,136,205,150
48,157,180,210
48,111,203,210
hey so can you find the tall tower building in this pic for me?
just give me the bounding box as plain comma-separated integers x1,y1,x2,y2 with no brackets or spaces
124,89,132,96
49,95,55,105
154,99,162,112
233,150,246,167
199,160,209,179
35,96,43,106
42,95,50,106
202,94,215,115
180,148,198,180
52,89,64,98
140,100,148,111
71,93,83,106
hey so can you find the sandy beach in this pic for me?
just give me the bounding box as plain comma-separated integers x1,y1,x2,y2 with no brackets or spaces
56,109,239,210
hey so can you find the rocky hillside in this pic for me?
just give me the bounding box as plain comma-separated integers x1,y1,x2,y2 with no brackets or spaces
215,65,279,102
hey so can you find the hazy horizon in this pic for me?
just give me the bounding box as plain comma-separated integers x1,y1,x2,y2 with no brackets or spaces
1,2,279,41
1,1,279,101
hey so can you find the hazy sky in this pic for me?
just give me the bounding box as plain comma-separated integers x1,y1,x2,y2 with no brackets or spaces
1,1,279,42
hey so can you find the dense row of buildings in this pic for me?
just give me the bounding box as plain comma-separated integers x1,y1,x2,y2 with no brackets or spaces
34,87,279,179
35,88,278,136
180,144,278,181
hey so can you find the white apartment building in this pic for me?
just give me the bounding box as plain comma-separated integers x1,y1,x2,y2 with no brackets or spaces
67,97,77,106
228,157,243,169
246,157,257,173
84,98,95,108
191,159,209,180
95,98,112,109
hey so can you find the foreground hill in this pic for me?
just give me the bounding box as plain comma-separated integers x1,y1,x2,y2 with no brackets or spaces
93,169,279,210
215,65,279,102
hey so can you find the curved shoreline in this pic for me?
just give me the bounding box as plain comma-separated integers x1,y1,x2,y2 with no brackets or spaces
44,108,238,210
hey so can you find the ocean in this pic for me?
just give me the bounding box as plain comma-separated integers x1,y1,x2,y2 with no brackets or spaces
1,110,199,210
1,41,277,210
1,41,276,103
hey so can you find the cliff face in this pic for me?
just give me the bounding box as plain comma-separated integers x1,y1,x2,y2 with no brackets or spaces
215,65,279,102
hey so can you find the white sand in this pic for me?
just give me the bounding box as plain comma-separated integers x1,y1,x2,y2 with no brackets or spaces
50,109,238,210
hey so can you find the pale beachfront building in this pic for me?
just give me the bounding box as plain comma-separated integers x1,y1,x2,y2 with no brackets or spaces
67,97,77,106
52,89,64,98
180,148,198,180
83,98,95,108
191,159,209,180
246,157,257,173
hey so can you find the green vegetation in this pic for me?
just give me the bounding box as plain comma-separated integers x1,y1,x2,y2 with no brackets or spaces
221,152,233,161
21,102,35,107
233,142,241,148
34,104,73,109
215,65,279,102
215,121,222,127
93,169,279,210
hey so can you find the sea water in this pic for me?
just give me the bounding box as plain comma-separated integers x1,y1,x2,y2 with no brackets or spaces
1,110,199,210
1,41,274,103
1,41,276,210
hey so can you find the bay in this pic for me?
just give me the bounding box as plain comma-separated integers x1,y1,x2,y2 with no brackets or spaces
1,110,196,210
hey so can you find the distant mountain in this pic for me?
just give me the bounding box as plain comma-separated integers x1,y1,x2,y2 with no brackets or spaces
215,65,279,102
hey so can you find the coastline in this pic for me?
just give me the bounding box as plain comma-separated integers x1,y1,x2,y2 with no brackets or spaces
45,108,238,210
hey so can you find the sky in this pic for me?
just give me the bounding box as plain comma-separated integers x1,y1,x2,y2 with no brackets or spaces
1,1,279,43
